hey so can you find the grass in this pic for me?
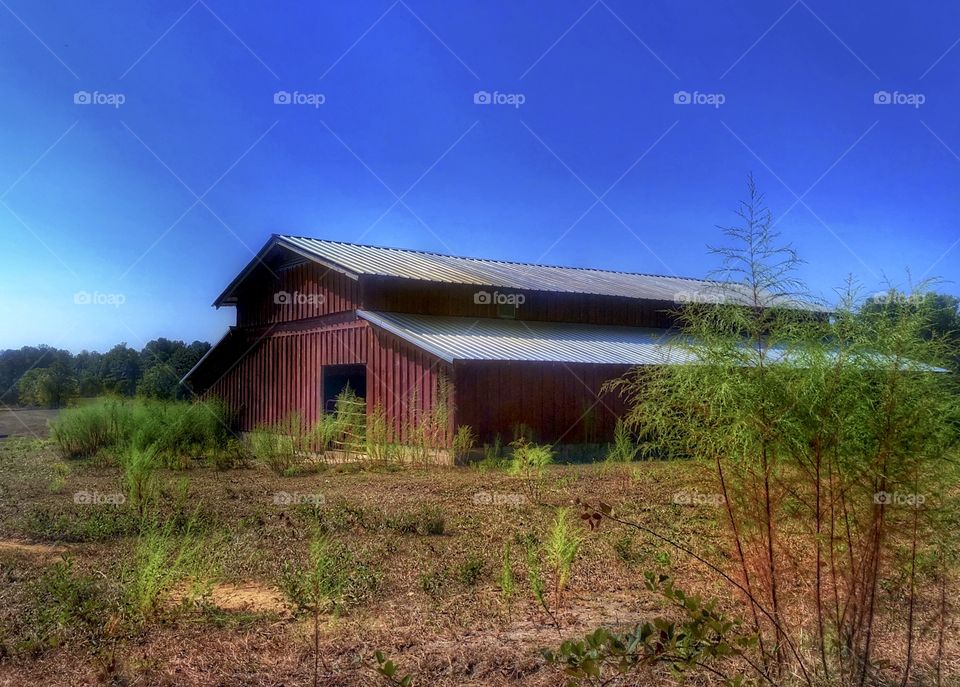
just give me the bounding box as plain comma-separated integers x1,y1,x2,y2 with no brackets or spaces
49,397,231,465
124,519,209,620
277,534,380,614
0,437,955,686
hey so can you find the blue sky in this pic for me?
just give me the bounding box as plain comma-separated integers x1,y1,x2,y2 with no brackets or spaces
1,0,958,352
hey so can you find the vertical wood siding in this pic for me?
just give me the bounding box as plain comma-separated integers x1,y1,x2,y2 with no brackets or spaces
361,276,678,328
237,263,360,327
205,321,451,441
453,361,629,444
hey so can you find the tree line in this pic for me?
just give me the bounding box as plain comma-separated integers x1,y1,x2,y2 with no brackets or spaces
0,339,211,408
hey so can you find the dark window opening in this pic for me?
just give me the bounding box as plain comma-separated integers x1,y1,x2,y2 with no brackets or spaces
496,302,518,319
322,364,367,413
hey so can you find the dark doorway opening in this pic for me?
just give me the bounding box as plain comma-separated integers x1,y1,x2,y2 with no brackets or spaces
322,364,367,413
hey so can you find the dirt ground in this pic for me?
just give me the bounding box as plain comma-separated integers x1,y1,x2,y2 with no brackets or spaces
0,408,59,439
0,437,955,686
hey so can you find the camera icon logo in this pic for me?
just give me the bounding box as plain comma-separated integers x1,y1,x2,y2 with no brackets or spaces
274,90,292,105
474,290,492,305
274,290,292,305
73,291,92,305
473,90,492,105
74,90,91,105
673,90,691,105
873,90,891,105
873,491,890,505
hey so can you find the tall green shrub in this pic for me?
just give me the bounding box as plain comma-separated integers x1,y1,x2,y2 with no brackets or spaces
607,176,960,686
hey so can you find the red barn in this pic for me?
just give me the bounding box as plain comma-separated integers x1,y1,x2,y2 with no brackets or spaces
184,235,728,450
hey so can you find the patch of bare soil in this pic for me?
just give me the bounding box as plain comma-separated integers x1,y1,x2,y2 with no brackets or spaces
171,581,289,615
0,538,66,559
0,408,59,439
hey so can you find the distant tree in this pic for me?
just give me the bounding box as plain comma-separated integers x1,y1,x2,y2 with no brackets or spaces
16,369,47,406
1,338,211,406
863,290,960,370
0,345,72,404
140,338,181,368
16,363,77,408
136,366,180,400
77,372,103,397
138,338,211,400
99,344,142,396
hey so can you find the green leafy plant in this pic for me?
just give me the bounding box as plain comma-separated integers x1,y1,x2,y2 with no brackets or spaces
508,438,553,500
544,508,582,608
248,424,298,474
451,424,476,463
365,401,396,464
605,176,960,686
375,651,415,686
457,553,485,586
50,397,231,464
124,519,206,620
543,574,756,687
120,445,158,516
605,418,638,462
485,434,503,462
278,535,379,614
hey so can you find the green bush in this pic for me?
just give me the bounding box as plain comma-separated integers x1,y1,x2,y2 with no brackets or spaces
248,425,298,474
130,398,231,467
124,519,208,620
121,445,159,515
50,397,231,465
605,418,639,462
451,425,476,462
50,398,132,459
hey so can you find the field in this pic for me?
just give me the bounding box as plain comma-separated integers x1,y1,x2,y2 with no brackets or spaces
0,408,58,439
0,405,956,686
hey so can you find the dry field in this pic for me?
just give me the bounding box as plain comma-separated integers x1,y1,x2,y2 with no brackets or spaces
0,436,955,686
0,408,58,439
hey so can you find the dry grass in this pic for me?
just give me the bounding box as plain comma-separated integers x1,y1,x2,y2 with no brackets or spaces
0,438,955,686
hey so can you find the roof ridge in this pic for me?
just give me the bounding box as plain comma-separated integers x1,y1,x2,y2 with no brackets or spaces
277,233,718,284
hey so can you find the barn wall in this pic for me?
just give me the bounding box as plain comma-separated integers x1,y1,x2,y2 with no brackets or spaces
366,327,453,441
361,276,677,328
453,360,630,445
203,320,451,442
204,320,370,431
236,263,360,327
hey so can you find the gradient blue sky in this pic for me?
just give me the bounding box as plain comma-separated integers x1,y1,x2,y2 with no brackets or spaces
1,0,958,352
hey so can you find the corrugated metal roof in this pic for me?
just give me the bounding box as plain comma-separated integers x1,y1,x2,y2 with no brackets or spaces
356,311,949,371
357,310,691,365
277,235,743,305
